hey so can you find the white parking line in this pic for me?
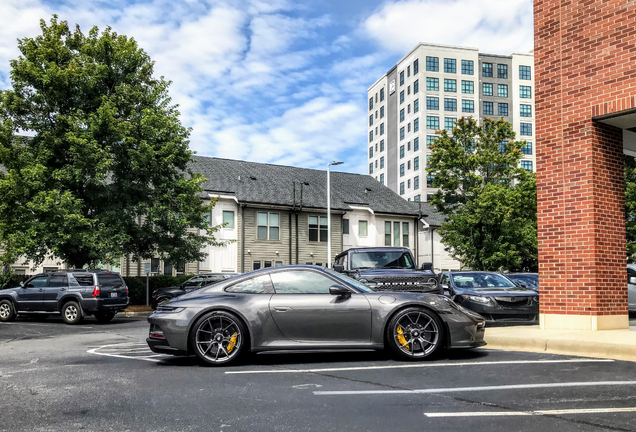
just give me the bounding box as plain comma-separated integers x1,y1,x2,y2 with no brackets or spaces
87,342,169,363
314,381,636,395
225,358,613,375
424,407,636,417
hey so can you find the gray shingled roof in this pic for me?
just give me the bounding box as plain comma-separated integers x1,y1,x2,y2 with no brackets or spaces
190,156,424,217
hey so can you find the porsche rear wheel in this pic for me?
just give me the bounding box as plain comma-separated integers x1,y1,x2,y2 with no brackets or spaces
386,307,444,360
190,311,245,366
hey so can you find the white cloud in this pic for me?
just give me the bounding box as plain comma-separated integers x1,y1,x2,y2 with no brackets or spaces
362,0,533,55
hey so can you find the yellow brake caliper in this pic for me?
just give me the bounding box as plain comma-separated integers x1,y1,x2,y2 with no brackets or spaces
227,332,238,353
397,326,409,351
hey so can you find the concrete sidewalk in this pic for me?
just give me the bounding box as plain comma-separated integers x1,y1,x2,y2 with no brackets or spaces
484,324,636,362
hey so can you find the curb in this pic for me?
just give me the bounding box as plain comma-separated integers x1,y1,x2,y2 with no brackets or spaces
484,336,636,363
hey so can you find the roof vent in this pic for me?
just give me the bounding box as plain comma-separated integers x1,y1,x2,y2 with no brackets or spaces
250,176,257,180
364,187,372,193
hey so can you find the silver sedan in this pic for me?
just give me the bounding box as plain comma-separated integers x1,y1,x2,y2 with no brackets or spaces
146,265,486,366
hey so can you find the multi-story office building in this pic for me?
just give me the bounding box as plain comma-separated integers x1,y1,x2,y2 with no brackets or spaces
367,43,535,202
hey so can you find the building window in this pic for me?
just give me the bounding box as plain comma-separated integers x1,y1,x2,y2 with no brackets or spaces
380,106,384,118
414,195,420,202
426,56,439,71
400,108,405,122
497,84,508,98
359,220,368,236
400,70,404,86
414,137,419,151
461,60,474,75
519,65,531,80
498,103,508,116
400,182,405,195
400,90,404,104
407,85,410,95
482,83,493,96
380,140,385,152
427,116,439,130
414,118,419,132
369,163,373,174
402,222,409,247
342,219,349,235
413,79,419,93
426,77,439,91
414,176,420,190
369,146,373,158
426,96,439,110
521,142,532,155
377,156,383,169
407,179,411,188
380,123,384,135
444,79,457,92
203,210,212,225
308,215,328,242
497,64,508,79
414,99,419,113
393,222,401,246
499,141,507,153
444,58,456,73
400,127,405,140
413,59,419,74
414,156,420,170
407,141,411,151
384,221,392,246
253,261,261,270
520,104,532,117
461,80,474,94
520,123,533,136
380,88,385,101
482,62,493,77
369,114,373,126
427,175,434,187
462,99,474,113
400,145,405,158
400,164,405,177
380,173,384,184
257,212,280,240
483,101,494,115
521,160,533,171
444,117,456,130
444,98,457,112
520,85,532,98
369,131,373,143
426,135,436,147
223,210,235,228
375,160,378,168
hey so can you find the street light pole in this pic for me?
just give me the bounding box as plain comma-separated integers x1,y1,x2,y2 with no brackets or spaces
327,161,343,268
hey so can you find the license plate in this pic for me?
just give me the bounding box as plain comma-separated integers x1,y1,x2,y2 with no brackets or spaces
110,292,118,297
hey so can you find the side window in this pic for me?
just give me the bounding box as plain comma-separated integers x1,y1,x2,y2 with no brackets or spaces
441,274,450,285
48,275,68,287
225,275,274,294
184,277,205,287
26,276,48,288
73,274,94,286
270,270,336,294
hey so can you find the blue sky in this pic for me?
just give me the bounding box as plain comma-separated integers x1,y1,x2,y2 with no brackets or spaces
0,0,532,174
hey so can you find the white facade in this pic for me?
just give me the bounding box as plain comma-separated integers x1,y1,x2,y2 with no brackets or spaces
198,196,239,273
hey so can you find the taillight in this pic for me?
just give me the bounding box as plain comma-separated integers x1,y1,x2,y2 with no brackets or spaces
92,285,100,297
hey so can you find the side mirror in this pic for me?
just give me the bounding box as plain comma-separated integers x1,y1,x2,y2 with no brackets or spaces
329,285,351,297
333,264,345,273
19,281,25,288
441,283,449,289
629,277,636,285
420,262,433,271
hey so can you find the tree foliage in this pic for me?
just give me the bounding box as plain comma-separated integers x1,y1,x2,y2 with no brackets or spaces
625,156,636,262
0,16,222,269
428,117,537,272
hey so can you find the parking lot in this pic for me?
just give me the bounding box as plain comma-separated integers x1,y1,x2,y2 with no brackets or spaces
2,316,636,432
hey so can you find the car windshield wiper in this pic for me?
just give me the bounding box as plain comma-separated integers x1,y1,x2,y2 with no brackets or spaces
381,265,409,269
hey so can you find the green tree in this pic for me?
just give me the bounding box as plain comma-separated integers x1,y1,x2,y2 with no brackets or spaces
0,16,222,269
625,155,636,262
428,117,538,272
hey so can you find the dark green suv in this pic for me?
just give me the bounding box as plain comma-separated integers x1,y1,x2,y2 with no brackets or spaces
0,270,129,324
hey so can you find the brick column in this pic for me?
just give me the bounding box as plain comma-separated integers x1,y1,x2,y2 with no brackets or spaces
535,0,634,330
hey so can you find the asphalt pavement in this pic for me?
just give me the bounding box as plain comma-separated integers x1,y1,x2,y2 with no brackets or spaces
2,316,636,432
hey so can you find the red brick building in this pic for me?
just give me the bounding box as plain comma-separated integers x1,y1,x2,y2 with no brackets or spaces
535,0,636,329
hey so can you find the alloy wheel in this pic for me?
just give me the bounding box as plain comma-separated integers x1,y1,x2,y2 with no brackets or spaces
64,305,78,322
194,315,242,364
393,310,440,357
0,303,10,319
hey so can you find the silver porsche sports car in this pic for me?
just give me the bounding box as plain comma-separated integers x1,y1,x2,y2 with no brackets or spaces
146,265,486,366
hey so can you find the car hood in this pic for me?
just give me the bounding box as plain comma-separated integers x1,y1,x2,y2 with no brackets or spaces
354,269,436,278
458,287,537,296
0,287,20,295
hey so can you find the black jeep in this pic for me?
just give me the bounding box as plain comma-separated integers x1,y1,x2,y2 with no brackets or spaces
333,247,440,294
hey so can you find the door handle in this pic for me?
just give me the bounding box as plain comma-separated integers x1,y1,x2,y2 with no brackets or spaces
38,289,44,292
59,288,66,291
274,306,292,312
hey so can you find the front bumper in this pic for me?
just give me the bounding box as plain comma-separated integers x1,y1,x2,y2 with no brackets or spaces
441,305,487,348
457,298,539,323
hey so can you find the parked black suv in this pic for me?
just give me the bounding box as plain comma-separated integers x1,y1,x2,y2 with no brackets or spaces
333,247,439,294
150,273,237,309
0,270,129,324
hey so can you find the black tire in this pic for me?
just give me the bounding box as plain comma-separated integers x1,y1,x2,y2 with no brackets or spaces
0,299,16,322
95,312,116,323
61,301,84,325
189,310,247,366
385,307,444,361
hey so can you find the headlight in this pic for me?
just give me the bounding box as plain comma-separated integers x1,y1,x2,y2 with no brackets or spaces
358,279,368,284
532,296,539,303
155,306,185,314
462,295,492,305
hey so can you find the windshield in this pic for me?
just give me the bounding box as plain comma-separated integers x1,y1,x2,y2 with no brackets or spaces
323,268,376,293
350,251,414,270
507,274,538,288
451,273,516,289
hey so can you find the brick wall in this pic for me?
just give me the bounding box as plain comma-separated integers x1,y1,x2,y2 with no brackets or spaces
535,0,636,316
